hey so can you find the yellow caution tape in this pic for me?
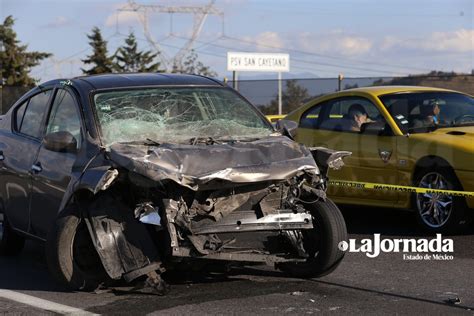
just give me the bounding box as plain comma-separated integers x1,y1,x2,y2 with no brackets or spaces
328,180,474,198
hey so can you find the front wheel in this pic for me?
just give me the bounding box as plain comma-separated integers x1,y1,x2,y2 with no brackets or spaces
46,205,107,291
279,199,347,278
413,168,471,233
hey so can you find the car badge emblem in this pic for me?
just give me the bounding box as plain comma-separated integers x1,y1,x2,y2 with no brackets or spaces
378,150,392,163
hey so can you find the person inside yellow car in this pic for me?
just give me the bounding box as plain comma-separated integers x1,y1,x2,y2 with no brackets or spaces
346,103,371,132
412,99,441,128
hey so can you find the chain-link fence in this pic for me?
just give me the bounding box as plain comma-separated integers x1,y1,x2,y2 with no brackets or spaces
229,74,474,115
2,74,473,115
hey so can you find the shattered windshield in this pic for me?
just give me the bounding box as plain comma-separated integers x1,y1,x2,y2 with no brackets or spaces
94,87,273,145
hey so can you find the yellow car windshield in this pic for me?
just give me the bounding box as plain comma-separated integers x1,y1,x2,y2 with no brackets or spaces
379,92,474,133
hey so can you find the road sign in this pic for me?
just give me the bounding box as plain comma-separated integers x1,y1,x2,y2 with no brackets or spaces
227,52,290,72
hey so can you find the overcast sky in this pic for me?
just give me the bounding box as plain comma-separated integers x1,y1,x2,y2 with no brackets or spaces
2,0,473,81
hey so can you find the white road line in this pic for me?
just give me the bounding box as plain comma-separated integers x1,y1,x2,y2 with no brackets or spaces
0,289,99,315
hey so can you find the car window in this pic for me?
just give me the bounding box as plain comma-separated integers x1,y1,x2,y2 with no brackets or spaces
319,97,385,133
14,100,28,131
46,89,83,149
380,92,474,133
329,98,380,118
20,90,52,138
299,104,322,129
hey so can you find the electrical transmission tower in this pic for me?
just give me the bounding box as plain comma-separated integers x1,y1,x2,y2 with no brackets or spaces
119,0,224,71
48,57,78,78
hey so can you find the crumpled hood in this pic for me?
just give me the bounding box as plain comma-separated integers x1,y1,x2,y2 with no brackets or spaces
109,136,319,190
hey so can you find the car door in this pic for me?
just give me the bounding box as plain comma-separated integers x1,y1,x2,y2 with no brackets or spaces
296,96,399,203
0,90,53,233
29,87,84,238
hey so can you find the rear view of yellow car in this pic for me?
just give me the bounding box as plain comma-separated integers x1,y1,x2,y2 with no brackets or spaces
285,86,474,232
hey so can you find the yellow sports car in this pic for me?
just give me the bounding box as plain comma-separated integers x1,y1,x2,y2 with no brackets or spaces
285,86,474,232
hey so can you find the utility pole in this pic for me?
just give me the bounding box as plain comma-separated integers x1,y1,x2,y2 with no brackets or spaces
338,73,344,91
0,42,4,85
232,71,238,90
119,0,224,71
278,72,282,115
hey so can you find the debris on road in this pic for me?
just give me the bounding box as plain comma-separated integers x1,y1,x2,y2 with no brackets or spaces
444,297,461,305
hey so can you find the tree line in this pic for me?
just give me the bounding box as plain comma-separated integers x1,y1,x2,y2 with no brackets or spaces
0,16,217,87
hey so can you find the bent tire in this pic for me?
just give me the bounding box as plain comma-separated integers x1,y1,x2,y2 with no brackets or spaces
46,205,107,291
280,198,347,278
0,213,25,256
413,167,471,234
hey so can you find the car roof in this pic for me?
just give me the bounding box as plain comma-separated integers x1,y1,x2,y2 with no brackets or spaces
67,73,224,90
284,85,470,121
341,85,461,96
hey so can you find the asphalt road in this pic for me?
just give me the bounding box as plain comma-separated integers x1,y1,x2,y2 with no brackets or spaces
1,206,473,315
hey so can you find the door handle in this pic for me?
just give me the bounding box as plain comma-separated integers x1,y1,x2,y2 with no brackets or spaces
31,162,42,173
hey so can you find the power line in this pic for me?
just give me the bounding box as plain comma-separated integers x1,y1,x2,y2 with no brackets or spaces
246,2,465,18
222,35,433,72
131,34,387,77
171,35,411,76
33,29,426,81
31,33,122,77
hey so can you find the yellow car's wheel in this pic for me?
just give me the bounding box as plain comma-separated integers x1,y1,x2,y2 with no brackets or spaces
414,168,470,233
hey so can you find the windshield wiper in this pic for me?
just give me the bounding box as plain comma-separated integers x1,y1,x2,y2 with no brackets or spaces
189,136,220,145
216,136,263,142
118,139,161,146
146,138,161,146
188,136,265,145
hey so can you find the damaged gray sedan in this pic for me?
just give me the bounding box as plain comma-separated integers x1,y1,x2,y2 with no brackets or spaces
0,73,349,294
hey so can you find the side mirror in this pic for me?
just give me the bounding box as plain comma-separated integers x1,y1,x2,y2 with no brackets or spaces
43,131,77,153
360,122,392,136
276,119,298,139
